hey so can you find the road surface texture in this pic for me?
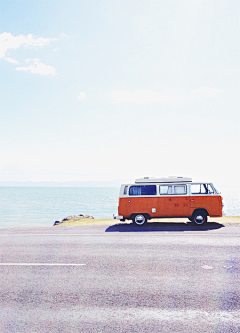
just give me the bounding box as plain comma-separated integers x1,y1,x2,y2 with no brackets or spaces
0,221,239,332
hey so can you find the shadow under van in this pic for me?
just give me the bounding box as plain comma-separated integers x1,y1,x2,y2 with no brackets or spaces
105,221,224,232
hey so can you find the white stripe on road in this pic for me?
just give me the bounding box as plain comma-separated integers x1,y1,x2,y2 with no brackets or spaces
0,233,231,237
202,265,214,270
0,263,86,266
0,234,108,236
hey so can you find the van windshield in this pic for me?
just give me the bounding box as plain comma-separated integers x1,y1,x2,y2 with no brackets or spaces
211,184,219,194
191,184,216,194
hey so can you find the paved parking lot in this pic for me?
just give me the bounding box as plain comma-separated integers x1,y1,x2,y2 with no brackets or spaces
0,222,239,332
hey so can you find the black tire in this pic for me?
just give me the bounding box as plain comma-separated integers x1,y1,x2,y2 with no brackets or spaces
188,217,193,222
192,211,207,225
132,214,147,226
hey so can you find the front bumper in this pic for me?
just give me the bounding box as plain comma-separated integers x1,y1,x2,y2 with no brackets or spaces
113,214,123,220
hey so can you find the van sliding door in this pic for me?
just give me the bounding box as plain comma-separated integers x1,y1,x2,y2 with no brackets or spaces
159,185,190,217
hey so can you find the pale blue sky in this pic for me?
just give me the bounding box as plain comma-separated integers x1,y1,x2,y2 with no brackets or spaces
0,0,239,186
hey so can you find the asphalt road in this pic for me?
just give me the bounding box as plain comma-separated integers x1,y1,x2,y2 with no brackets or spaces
0,221,239,333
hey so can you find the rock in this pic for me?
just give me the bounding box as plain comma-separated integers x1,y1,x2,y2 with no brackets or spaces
53,221,60,226
79,214,94,219
53,213,95,226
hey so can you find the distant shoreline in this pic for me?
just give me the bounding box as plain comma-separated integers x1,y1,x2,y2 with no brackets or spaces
0,181,128,187
0,182,239,188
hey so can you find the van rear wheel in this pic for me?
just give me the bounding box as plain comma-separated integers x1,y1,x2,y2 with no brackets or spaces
132,214,147,226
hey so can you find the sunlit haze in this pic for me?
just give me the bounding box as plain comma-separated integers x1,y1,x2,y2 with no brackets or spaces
0,0,239,187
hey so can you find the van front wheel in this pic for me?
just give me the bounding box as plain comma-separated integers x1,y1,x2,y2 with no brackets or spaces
132,214,147,226
192,211,207,225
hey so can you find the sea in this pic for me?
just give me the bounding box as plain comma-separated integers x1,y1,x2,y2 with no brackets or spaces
0,186,239,228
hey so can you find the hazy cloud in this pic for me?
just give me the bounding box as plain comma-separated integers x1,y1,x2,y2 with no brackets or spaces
111,91,183,104
16,58,56,75
192,87,220,96
60,33,69,38
78,92,86,100
0,32,56,59
4,57,19,64
0,32,57,75
111,87,220,104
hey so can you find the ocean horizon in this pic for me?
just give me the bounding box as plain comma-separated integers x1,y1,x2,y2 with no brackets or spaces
0,186,239,228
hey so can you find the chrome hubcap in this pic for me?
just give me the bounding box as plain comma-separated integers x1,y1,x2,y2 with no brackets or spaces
135,215,145,225
195,215,204,224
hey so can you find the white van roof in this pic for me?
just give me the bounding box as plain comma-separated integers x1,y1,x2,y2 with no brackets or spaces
135,177,192,184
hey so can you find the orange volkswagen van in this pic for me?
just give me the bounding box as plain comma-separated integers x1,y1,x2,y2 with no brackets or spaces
115,177,223,225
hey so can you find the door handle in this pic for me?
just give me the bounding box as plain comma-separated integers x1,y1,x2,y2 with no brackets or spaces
190,199,194,201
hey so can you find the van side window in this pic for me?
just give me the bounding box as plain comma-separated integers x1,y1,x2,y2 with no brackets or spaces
123,186,128,195
160,185,186,195
191,184,208,194
173,185,187,195
129,185,156,196
160,186,172,195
